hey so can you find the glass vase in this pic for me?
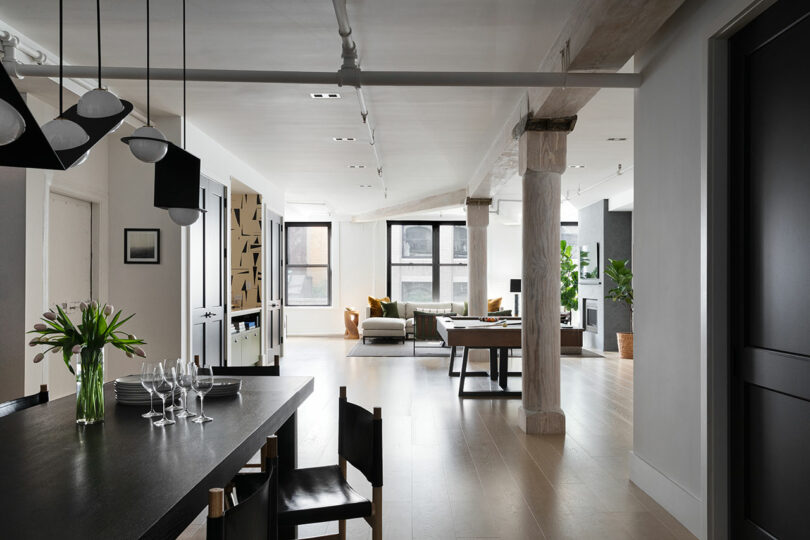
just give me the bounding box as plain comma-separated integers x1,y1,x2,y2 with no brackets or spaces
75,348,105,425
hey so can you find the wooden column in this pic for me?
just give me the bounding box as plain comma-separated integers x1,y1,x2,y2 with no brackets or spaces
518,117,574,435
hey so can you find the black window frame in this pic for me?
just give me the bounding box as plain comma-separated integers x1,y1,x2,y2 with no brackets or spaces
387,220,467,302
284,221,332,307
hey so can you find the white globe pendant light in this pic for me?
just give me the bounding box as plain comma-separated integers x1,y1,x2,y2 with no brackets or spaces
41,118,90,150
125,0,166,163
77,1,123,119
128,125,168,163
168,207,201,226
0,98,26,145
78,88,124,118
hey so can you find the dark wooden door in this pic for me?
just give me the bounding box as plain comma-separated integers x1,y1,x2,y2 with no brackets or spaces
729,1,810,538
191,177,227,367
265,208,284,360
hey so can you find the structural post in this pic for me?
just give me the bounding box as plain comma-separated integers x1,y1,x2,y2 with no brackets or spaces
517,116,575,434
466,198,491,318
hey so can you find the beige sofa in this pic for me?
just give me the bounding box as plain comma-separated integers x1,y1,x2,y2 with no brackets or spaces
362,301,465,342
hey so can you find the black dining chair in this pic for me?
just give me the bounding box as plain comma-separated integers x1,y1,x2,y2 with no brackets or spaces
0,385,49,418
208,435,279,540
278,386,382,540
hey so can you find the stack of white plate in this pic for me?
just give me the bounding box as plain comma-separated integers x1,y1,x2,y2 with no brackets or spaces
202,378,242,398
114,375,180,406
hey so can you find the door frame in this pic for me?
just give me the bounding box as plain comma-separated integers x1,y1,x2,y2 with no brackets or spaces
705,1,777,539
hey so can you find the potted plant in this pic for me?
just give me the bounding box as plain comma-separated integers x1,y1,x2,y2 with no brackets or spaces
560,240,579,324
604,259,634,359
28,301,146,424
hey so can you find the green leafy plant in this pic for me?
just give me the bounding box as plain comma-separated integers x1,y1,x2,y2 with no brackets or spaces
560,240,579,313
28,301,146,372
605,259,634,320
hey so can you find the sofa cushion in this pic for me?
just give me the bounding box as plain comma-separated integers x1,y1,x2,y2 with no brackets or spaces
487,297,503,312
361,317,406,331
367,296,390,318
398,301,466,319
381,300,400,318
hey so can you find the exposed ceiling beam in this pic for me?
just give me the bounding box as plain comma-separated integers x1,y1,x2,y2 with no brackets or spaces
351,188,467,222
469,0,685,198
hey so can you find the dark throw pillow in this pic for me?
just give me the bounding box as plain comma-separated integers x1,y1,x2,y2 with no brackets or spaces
487,309,513,317
381,300,400,318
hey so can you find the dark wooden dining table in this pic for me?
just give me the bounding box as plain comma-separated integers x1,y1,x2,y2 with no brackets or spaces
0,375,314,540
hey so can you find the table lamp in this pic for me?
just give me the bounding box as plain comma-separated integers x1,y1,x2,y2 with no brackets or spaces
510,279,521,316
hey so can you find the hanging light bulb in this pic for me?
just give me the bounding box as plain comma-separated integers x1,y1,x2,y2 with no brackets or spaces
127,125,168,162
78,1,123,118
44,0,89,153
168,207,201,226
0,98,26,145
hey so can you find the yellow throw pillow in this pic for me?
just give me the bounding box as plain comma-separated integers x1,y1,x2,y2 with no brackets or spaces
487,297,502,312
368,296,390,318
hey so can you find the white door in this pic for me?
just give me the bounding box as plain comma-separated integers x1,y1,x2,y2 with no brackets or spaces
48,193,92,398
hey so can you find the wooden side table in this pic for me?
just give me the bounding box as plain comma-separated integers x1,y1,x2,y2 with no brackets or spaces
343,308,360,339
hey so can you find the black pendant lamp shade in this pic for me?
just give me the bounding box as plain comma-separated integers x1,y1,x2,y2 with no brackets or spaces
0,66,132,170
154,143,202,213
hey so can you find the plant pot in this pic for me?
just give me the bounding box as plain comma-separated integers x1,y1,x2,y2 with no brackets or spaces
617,332,634,359
75,348,105,424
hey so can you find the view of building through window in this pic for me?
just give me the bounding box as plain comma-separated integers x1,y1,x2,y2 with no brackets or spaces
285,223,331,306
388,222,468,302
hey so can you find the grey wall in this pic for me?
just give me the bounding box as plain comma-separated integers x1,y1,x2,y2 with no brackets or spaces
577,199,632,351
0,167,27,402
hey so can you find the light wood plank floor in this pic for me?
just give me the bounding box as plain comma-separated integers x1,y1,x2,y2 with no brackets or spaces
181,337,696,540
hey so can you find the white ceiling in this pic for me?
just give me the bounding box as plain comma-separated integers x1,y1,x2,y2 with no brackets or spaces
1,0,633,215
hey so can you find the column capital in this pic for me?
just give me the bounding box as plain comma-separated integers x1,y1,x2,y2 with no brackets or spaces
518,115,576,176
465,198,490,227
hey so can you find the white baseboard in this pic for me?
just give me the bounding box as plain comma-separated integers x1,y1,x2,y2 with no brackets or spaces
629,451,705,539
286,332,344,338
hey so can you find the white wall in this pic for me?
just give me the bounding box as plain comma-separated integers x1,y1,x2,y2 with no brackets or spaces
631,0,762,537
487,221,522,312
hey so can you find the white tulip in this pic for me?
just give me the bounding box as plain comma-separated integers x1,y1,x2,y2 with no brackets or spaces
33,353,45,363
91,300,98,311
43,312,57,321
72,344,82,354
34,323,47,331
128,334,137,341
104,305,113,316
52,346,62,354
133,346,146,358
126,352,133,358
80,302,88,312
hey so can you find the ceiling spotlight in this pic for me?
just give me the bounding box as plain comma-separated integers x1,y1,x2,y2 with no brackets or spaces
348,164,366,169
568,164,585,169
607,137,628,141
332,137,356,142
310,93,341,99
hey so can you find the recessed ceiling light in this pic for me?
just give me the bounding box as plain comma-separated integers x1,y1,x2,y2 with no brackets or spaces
607,137,628,141
569,164,585,169
310,92,341,99
348,164,366,169
332,137,356,142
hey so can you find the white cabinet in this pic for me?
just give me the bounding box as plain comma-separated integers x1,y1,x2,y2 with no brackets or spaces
229,328,261,366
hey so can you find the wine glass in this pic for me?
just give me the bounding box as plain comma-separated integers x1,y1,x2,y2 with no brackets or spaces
140,362,161,418
164,360,182,412
152,363,176,427
191,365,214,424
175,360,197,419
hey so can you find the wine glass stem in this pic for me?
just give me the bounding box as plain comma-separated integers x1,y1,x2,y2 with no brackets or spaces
149,390,155,413
199,396,205,418
161,395,167,422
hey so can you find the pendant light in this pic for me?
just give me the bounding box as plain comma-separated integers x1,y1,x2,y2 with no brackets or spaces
77,0,124,119
168,0,200,226
122,0,167,163
0,97,26,145
41,0,90,155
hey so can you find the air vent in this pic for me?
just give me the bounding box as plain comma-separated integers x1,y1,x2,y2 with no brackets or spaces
348,164,366,169
359,184,373,188
310,93,341,99
606,137,628,141
332,137,356,142
568,164,585,169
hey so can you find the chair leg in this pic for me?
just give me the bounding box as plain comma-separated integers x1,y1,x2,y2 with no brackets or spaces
372,486,383,540
448,346,456,376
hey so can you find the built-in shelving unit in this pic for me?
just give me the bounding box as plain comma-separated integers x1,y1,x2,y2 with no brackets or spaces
230,192,263,366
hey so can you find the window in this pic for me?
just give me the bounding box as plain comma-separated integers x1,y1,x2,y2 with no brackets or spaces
285,222,331,306
388,221,467,302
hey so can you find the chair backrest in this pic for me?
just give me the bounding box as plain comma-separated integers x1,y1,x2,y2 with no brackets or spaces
337,387,383,487
208,436,279,540
0,385,49,418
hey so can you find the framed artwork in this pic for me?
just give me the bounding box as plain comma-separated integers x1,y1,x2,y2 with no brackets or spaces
124,228,160,264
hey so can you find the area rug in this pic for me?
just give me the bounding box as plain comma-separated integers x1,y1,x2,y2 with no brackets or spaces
347,341,604,359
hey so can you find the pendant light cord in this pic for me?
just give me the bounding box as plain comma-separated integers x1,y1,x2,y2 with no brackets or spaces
183,0,186,149
146,0,151,125
58,0,63,116
96,0,101,88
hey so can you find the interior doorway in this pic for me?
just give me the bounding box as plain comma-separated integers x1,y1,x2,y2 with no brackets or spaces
47,192,92,398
